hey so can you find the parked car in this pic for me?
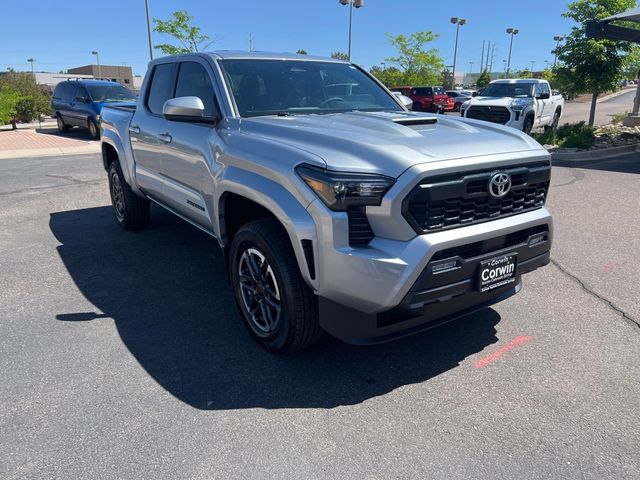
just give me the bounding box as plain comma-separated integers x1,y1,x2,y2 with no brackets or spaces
51,79,137,139
391,86,451,113
460,79,564,134
101,52,552,353
446,90,472,112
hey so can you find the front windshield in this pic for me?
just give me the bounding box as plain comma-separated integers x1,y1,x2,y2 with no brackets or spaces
479,83,534,98
221,59,402,117
86,84,136,103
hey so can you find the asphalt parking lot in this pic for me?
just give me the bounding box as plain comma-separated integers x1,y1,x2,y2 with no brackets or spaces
1,153,639,479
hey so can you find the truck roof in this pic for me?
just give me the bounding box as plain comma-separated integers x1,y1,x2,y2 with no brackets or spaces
490,79,548,84
206,51,350,63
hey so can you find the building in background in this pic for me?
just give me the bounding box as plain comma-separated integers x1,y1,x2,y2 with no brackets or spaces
67,65,133,87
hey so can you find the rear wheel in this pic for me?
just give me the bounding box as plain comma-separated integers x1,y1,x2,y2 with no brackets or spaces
544,112,560,133
229,219,322,353
56,115,69,133
108,161,150,230
88,119,99,139
454,102,462,112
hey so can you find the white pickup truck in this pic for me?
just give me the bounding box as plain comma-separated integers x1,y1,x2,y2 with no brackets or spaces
460,79,564,134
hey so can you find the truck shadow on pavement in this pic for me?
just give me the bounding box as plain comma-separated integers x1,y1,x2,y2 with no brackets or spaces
50,206,501,410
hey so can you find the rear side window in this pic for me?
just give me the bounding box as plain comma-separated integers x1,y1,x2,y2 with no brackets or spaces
174,62,216,117
433,87,445,95
54,82,75,100
146,64,175,114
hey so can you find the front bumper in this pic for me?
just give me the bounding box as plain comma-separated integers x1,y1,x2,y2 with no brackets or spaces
319,226,550,344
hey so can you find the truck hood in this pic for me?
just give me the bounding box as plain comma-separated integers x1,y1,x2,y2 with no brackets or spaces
464,96,533,108
239,111,543,177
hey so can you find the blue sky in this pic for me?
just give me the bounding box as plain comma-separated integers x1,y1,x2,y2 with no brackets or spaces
2,0,578,76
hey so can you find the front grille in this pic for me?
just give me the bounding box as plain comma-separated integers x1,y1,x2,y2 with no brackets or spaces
403,162,551,234
347,206,374,246
466,106,511,124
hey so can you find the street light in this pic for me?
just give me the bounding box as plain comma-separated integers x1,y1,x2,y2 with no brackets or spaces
505,28,519,77
553,35,565,67
145,0,154,60
27,58,35,77
339,0,364,62
91,50,102,79
450,18,466,88
502,59,507,73
530,60,536,72
469,61,474,73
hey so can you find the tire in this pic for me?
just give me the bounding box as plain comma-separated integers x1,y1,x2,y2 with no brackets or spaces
229,219,322,353
88,118,100,139
56,115,69,133
544,112,560,133
523,116,534,135
454,102,462,112
108,161,150,230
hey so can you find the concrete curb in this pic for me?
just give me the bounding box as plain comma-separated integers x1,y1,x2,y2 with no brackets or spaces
597,87,635,103
0,145,100,160
550,144,638,162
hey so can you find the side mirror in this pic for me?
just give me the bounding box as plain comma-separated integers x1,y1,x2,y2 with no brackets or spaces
538,92,550,100
163,96,217,123
75,96,88,103
393,91,414,110
472,91,479,97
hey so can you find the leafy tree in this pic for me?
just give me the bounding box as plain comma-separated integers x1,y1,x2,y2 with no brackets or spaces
296,49,308,55
153,10,217,55
556,0,636,125
331,51,349,61
384,32,444,85
621,45,640,79
369,65,404,87
0,72,50,124
516,68,533,79
476,70,492,89
0,85,22,127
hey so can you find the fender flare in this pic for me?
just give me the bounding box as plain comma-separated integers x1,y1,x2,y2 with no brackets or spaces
215,166,318,289
101,132,145,197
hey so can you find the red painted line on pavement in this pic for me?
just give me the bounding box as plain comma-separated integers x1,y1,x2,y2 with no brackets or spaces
475,335,533,369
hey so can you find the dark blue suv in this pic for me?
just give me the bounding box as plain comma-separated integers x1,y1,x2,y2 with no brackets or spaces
51,80,136,139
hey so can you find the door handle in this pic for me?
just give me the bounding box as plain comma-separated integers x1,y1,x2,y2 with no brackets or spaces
157,132,172,143
129,125,140,135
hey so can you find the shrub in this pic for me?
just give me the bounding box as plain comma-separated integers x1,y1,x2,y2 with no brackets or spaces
532,121,595,149
611,111,628,124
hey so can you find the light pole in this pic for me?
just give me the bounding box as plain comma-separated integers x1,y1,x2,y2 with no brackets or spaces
27,58,35,77
450,17,467,88
469,61,474,73
553,35,564,67
145,0,154,60
530,60,535,72
339,0,364,62
92,51,101,79
506,28,519,77
502,59,507,73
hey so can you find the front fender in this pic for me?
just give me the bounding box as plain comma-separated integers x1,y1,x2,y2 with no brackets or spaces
215,166,319,289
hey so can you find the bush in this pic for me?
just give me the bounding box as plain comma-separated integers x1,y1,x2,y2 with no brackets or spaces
0,72,51,123
532,121,595,149
611,111,628,124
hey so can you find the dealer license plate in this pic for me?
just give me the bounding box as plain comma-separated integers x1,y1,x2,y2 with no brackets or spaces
477,254,517,293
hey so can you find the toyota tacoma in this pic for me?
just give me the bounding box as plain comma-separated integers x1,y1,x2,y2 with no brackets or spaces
100,52,553,353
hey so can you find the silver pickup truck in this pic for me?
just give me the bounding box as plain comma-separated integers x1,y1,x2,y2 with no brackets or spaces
101,51,553,353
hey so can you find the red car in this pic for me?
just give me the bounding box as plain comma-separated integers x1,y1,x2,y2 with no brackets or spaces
391,86,451,113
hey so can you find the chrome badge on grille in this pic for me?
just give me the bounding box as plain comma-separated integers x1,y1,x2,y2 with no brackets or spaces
488,172,512,198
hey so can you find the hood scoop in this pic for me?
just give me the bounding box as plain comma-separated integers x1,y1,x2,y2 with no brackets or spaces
391,116,438,126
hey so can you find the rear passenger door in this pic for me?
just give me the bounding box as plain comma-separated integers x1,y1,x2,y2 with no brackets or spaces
130,62,177,200
157,60,220,229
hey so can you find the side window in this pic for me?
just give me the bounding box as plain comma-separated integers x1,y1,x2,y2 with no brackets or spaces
541,83,550,96
146,63,175,115
174,62,216,117
75,86,88,102
55,82,74,100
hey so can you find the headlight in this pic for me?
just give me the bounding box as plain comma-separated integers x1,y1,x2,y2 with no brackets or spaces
296,164,395,211
511,99,533,112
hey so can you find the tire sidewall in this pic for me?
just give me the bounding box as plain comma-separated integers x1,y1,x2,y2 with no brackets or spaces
108,163,127,228
523,116,534,134
88,119,99,139
229,229,294,352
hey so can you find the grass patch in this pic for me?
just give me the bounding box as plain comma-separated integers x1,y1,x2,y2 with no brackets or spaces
532,122,595,149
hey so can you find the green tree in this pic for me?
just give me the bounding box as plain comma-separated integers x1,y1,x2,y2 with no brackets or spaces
556,0,636,125
369,65,404,87
0,72,50,124
621,45,640,79
476,70,492,89
296,49,308,55
331,51,349,61
153,10,217,55
517,68,534,79
384,32,444,85
0,85,22,127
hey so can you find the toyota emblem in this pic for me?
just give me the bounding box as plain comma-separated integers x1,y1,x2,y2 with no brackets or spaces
488,172,511,198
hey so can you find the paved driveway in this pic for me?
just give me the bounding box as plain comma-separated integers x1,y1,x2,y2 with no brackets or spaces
0,154,638,479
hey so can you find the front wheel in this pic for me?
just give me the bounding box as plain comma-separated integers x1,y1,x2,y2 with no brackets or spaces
544,112,560,133
229,219,322,353
523,116,534,135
